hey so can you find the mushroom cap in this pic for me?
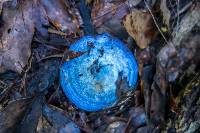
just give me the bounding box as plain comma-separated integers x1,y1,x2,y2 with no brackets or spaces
60,33,138,111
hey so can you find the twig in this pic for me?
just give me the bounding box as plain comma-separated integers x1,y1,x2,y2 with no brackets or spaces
144,0,169,45
20,55,33,96
37,54,63,63
0,82,15,102
172,1,193,19
47,83,60,103
48,28,68,36
184,72,200,95
0,80,7,87
34,37,67,51
175,0,180,38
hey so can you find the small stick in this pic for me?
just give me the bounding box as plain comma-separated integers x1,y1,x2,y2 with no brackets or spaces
48,28,68,36
144,0,169,45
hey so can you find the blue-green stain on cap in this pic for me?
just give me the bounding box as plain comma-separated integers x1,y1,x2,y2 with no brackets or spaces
60,33,138,111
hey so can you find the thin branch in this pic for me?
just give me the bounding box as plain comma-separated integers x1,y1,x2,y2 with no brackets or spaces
144,0,169,45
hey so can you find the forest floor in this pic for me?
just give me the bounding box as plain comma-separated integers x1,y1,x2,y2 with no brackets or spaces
0,0,199,133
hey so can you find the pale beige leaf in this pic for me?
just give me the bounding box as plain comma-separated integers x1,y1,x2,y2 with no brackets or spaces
123,10,158,49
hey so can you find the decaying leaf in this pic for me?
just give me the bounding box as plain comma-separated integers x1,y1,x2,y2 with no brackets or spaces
91,0,129,27
26,59,60,96
0,0,36,73
175,74,200,133
143,3,200,128
91,0,157,28
0,0,82,73
0,98,32,133
91,0,130,39
43,105,80,133
39,0,82,33
19,96,44,133
123,10,158,49
0,0,9,14
129,106,146,131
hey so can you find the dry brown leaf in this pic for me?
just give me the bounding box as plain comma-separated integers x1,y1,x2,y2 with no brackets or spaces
123,10,158,49
91,0,129,27
39,0,82,33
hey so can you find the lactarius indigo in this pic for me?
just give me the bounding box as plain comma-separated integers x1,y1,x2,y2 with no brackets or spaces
60,34,138,111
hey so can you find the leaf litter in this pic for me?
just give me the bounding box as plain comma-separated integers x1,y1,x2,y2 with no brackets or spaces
0,0,199,133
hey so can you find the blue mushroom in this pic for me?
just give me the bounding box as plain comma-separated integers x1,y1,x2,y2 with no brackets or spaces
60,33,138,111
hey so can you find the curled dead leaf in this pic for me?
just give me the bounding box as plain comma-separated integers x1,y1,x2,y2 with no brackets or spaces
123,10,158,49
